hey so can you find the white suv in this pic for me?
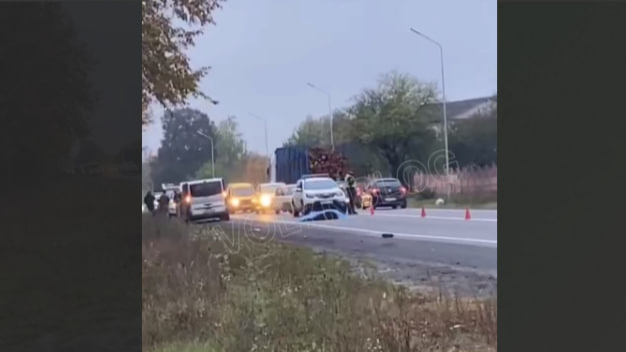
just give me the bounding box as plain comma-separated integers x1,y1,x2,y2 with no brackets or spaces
291,176,349,217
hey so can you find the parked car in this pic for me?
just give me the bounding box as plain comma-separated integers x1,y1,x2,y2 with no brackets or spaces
272,184,296,214
337,180,372,209
182,178,229,222
292,175,349,217
256,182,286,214
225,183,256,213
365,178,408,209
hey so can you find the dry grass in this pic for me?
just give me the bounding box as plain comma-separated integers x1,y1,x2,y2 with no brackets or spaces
407,194,498,210
142,216,497,352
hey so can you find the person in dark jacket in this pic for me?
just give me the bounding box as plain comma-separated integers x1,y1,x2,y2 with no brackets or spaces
144,191,155,214
157,192,170,216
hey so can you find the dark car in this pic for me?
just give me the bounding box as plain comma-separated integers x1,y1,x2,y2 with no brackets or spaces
366,178,408,209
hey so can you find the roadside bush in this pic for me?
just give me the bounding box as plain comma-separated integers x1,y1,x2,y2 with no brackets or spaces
142,215,497,352
415,187,437,200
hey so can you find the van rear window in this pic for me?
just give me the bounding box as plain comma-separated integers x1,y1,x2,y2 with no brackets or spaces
190,182,222,197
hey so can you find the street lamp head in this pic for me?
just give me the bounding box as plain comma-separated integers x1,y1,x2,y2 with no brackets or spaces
196,130,212,140
409,27,421,35
306,82,316,89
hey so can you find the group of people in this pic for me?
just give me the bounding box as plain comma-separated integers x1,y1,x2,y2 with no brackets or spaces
143,190,182,216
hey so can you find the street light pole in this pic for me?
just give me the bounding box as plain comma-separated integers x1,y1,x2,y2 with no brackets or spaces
306,82,335,151
196,130,215,178
409,27,450,199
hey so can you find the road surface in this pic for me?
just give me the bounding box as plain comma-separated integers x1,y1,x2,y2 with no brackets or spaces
222,207,497,297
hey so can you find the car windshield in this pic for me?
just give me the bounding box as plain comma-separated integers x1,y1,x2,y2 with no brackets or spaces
231,187,255,197
190,181,222,197
304,179,338,190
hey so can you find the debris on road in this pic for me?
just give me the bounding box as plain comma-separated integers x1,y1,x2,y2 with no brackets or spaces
381,233,394,238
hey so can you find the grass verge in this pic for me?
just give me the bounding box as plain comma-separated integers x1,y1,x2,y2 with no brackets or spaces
143,215,497,352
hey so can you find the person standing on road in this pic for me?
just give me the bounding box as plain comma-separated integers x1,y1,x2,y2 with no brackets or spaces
144,191,155,215
157,192,170,217
173,190,182,217
344,170,357,215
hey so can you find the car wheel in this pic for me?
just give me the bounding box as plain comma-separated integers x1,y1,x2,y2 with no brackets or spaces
401,202,407,209
392,205,397,209
275,209,280,215
220,213,230,221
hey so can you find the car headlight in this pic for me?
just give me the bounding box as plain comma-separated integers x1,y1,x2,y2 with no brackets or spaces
335,191,345,197
260,194,272,207
230,198,240,207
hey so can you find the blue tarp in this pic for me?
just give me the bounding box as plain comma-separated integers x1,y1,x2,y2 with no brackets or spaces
299,209,349,222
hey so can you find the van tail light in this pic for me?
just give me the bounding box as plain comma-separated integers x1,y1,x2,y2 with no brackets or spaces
399,186,407,195
185,195,192,204
356,187,362,196
371,188,379,194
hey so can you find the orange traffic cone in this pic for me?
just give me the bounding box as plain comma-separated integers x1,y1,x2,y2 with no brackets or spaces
421,207,426,218
370,206,375,215
465,208,471,220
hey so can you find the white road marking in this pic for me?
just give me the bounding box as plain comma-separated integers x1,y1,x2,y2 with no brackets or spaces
233,215,497,246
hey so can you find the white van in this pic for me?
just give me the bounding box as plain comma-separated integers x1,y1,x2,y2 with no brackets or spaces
181,178,229,222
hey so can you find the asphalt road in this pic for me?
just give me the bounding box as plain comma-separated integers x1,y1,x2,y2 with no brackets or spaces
225,207,498,296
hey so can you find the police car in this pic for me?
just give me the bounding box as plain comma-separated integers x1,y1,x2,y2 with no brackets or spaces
291,174,349,217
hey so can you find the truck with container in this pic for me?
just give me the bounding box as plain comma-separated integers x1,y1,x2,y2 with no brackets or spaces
272,146,348,184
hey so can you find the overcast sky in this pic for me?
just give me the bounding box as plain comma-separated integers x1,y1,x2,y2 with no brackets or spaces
142,0,497,155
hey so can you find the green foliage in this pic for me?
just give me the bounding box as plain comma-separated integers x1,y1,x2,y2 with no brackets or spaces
151,108,219,185
195,116,247,182
142,0,226,124
348,71,439,174
284,111,352,148
1,3,94,174
284,74,497,177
